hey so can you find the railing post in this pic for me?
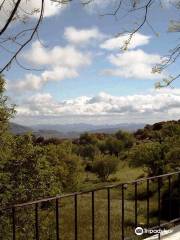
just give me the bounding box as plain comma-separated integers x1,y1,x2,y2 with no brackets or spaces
134,182,138,228
121,184,125,240
74,195,78,240
168,176,172,221
56,199,60,240
147,179,150,228
178,173,180,217
35,203,39,240
107,188,110,240
158,178,161,240
92,191,95,240
12,207,16,240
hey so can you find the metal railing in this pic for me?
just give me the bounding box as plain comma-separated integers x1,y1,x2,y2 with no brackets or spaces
2,171,180,240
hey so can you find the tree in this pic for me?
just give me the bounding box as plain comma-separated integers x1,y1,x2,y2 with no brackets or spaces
129,141,167,176
1,133,83,209
166,147,180,169
1,132,84,239
0,75,15,134
79,132,97,145
115,130,135,148
98,136,124,156
0,75,15,207
44,143,83,191
0,0,179,85
92,153,119,181
78,144,99,161
165,136,180,170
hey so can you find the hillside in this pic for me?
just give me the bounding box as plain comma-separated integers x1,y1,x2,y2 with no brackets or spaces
32,123,145,133
9,123,33,134
10,120,180,140
134,119,180,140
10,123,67,138
10,122,145,139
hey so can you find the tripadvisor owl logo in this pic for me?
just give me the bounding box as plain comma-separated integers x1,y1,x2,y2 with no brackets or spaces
135,227,144,236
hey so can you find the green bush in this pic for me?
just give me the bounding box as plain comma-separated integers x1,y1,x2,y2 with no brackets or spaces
92,154,119,181
129,142,167,176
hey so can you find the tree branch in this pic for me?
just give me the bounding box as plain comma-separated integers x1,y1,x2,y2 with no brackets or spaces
0,0,44,73
0,0,22,36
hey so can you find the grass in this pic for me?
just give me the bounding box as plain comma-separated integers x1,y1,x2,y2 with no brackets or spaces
79,161,144,191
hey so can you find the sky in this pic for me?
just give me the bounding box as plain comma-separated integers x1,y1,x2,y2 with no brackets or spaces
2,0,180,126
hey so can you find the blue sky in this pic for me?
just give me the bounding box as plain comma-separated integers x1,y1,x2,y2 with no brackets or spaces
2,0,180,125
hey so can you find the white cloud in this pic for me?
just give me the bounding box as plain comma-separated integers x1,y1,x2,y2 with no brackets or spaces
10,67,78,91
16,89,180,123
64,26,105,45
23,41,91,67
13,74,43,91
41,66,78,81
103,49,163,79
8,41,91,91
100,33,151,50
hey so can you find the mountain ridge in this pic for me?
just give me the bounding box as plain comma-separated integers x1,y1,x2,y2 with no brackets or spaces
10,122,146,138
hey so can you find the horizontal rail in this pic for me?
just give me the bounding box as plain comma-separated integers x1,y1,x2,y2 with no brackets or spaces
2,170,180,209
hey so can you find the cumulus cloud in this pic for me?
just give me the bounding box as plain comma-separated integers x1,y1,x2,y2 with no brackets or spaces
10,67,78,91
8,41,91,91
100,33,151,51
103,49,163,79
64,27,105,45
23,41,91,67
16,89,180,123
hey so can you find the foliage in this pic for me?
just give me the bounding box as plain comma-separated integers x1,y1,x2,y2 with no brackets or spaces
92,154,119,181
44,143,83,191
115,130,135,148
0,76,15,134
131,120,180,176
79,132,98,145
0,76,15,208
1,136,83,208
135,120,180,141
77,144,100,161
129,142,167,176
165,137,180,170
98,136,124,156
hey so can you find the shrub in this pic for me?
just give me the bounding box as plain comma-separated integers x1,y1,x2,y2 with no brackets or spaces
92,154,119,181
129,142,167,176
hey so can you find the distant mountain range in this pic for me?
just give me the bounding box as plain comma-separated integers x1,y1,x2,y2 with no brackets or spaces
32,123,145,133
10,122,146,139
10,123,33,134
